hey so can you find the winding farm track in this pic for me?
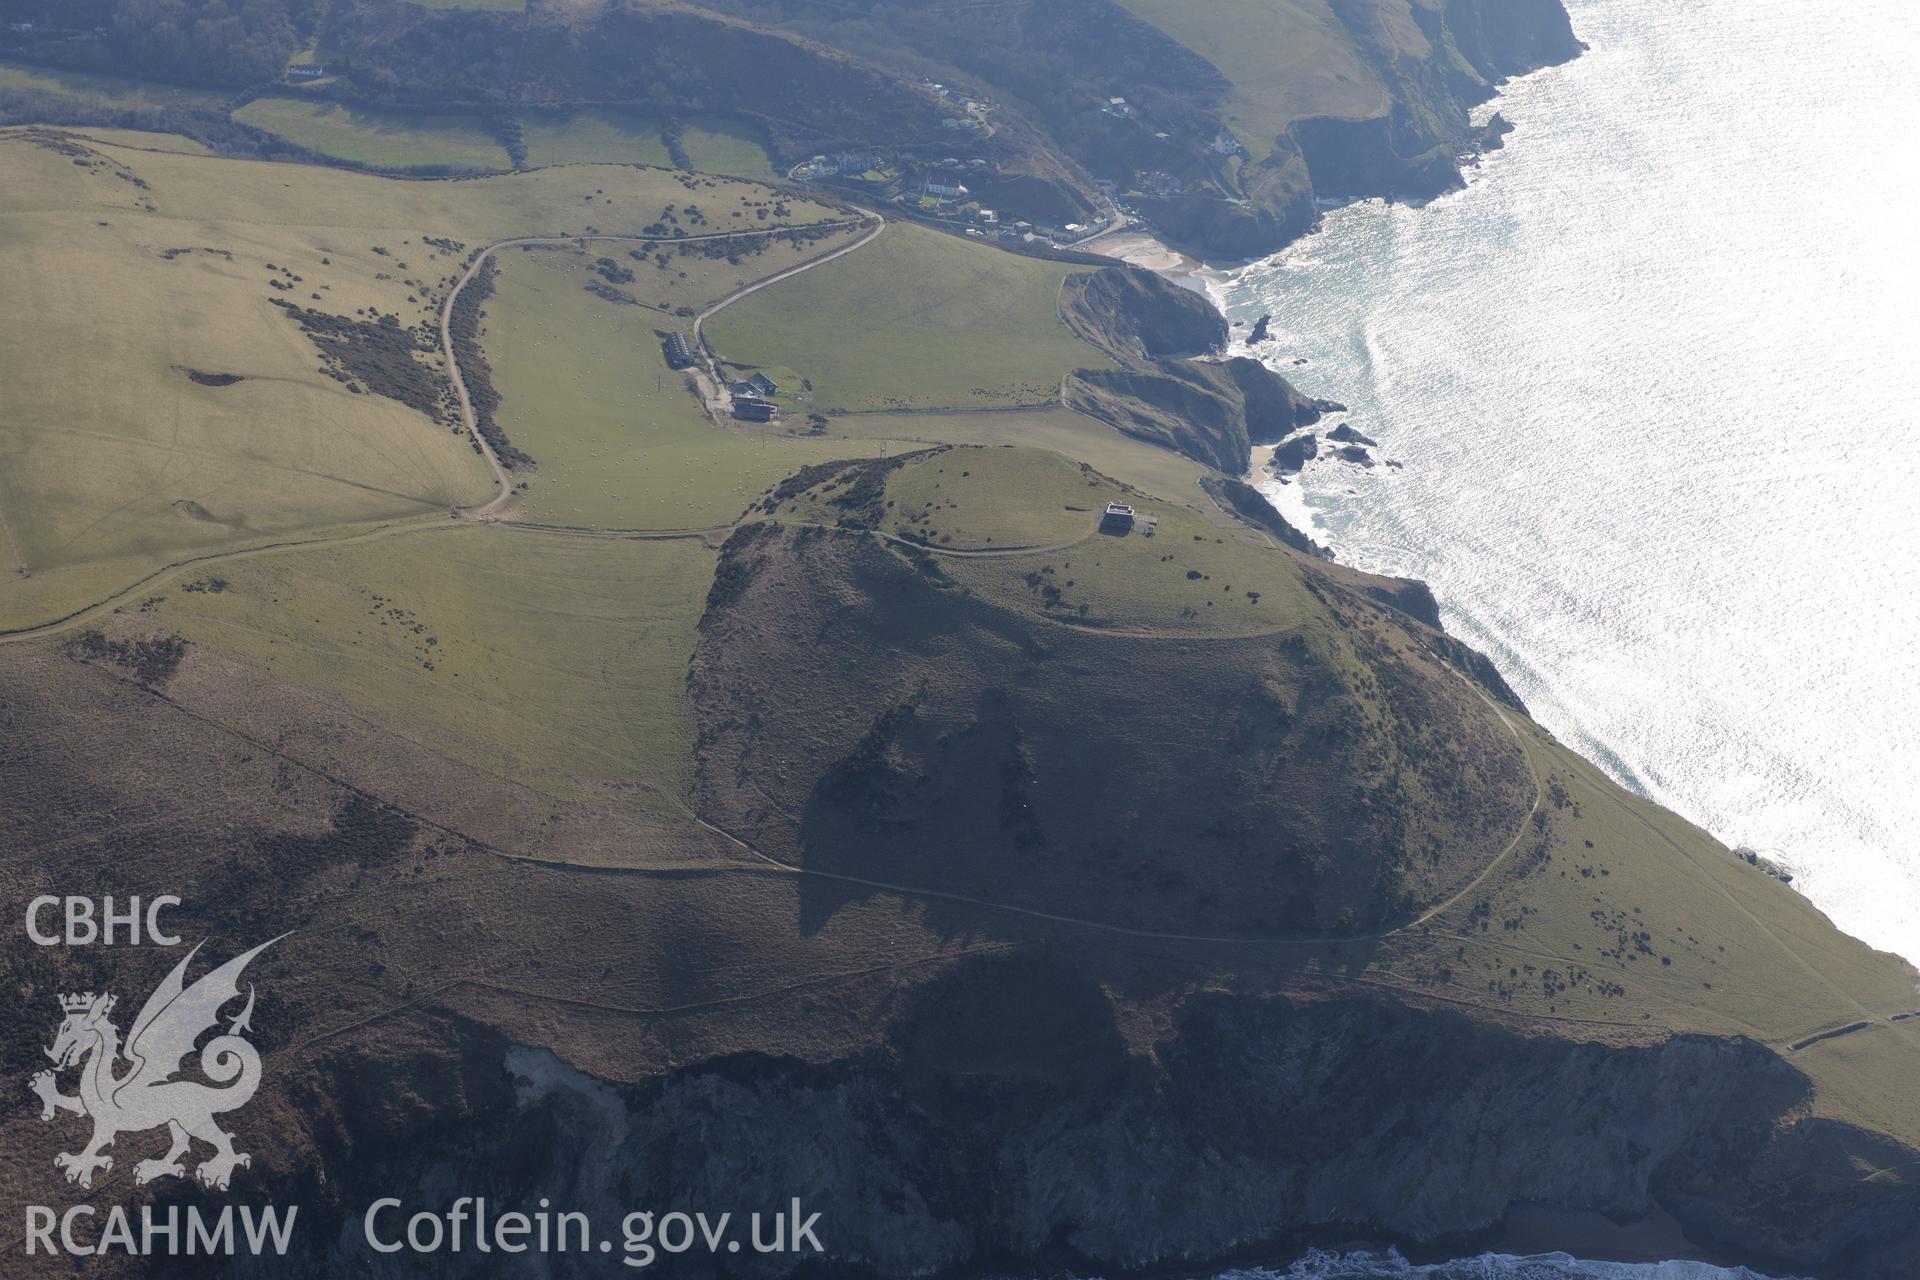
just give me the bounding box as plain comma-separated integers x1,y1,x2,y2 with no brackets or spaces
0,210,886,645
438,211,881,516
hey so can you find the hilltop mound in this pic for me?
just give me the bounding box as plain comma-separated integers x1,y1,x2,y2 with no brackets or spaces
689,517,1533,938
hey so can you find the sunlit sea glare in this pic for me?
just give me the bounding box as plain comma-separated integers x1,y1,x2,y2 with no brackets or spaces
1227,0,1920,963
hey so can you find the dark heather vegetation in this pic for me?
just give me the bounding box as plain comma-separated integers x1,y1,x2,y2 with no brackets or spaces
272,298,449,424
446,257,528,469
750,452,921,528
183,367,244,386
690,522,1534,938
64,628,188,686
1061,264,1225,362
1,0,312,86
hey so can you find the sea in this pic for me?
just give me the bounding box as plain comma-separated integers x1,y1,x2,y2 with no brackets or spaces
1222,0,1920,981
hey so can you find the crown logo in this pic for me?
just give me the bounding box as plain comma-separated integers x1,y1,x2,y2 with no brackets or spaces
58,992,108,1015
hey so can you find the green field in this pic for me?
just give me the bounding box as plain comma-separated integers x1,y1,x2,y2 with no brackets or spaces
704,220,1110,412
678,114,774,178
0,59,226,112
148,525,711,802
522,108,674,168
0,129,846,629
486,246,897,528
234,97,511,171
1111,0,1389,159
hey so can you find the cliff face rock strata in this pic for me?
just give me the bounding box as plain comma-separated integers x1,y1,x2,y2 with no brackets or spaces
303,972,1920,1280
1059,264,1227,361
1201,474,1326,559
1062,267,1325,474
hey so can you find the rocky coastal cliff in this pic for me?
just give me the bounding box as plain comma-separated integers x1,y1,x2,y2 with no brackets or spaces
293,957,1920,1280
1060,267,1339,476
1148,0,1585,261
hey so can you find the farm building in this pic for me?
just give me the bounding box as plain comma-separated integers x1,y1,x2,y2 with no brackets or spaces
744,371,778,397
732,399,776,423
1101,502,1136,531
662,333,696,369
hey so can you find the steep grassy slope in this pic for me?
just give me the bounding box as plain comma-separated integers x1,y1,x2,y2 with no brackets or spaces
693,455,1536,938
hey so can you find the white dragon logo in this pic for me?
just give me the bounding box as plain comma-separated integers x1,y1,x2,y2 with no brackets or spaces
28,937,281,1192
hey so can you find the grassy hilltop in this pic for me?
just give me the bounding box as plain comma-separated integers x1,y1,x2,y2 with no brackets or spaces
1,123,1919,1279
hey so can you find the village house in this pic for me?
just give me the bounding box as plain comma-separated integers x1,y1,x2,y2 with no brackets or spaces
287,64,328,79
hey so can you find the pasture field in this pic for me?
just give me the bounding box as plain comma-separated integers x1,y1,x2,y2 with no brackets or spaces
0,58,226,113
522,108,673,168
678,114,774,177
485,246,895,528
144,524,712,802
234,97,512,171
1110,0,1388,159
703,220,1110,413
0,128,845,628
513,219,868,319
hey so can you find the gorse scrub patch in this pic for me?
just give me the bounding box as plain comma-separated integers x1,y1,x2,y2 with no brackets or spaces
272,299,449,422
64,629,189,687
